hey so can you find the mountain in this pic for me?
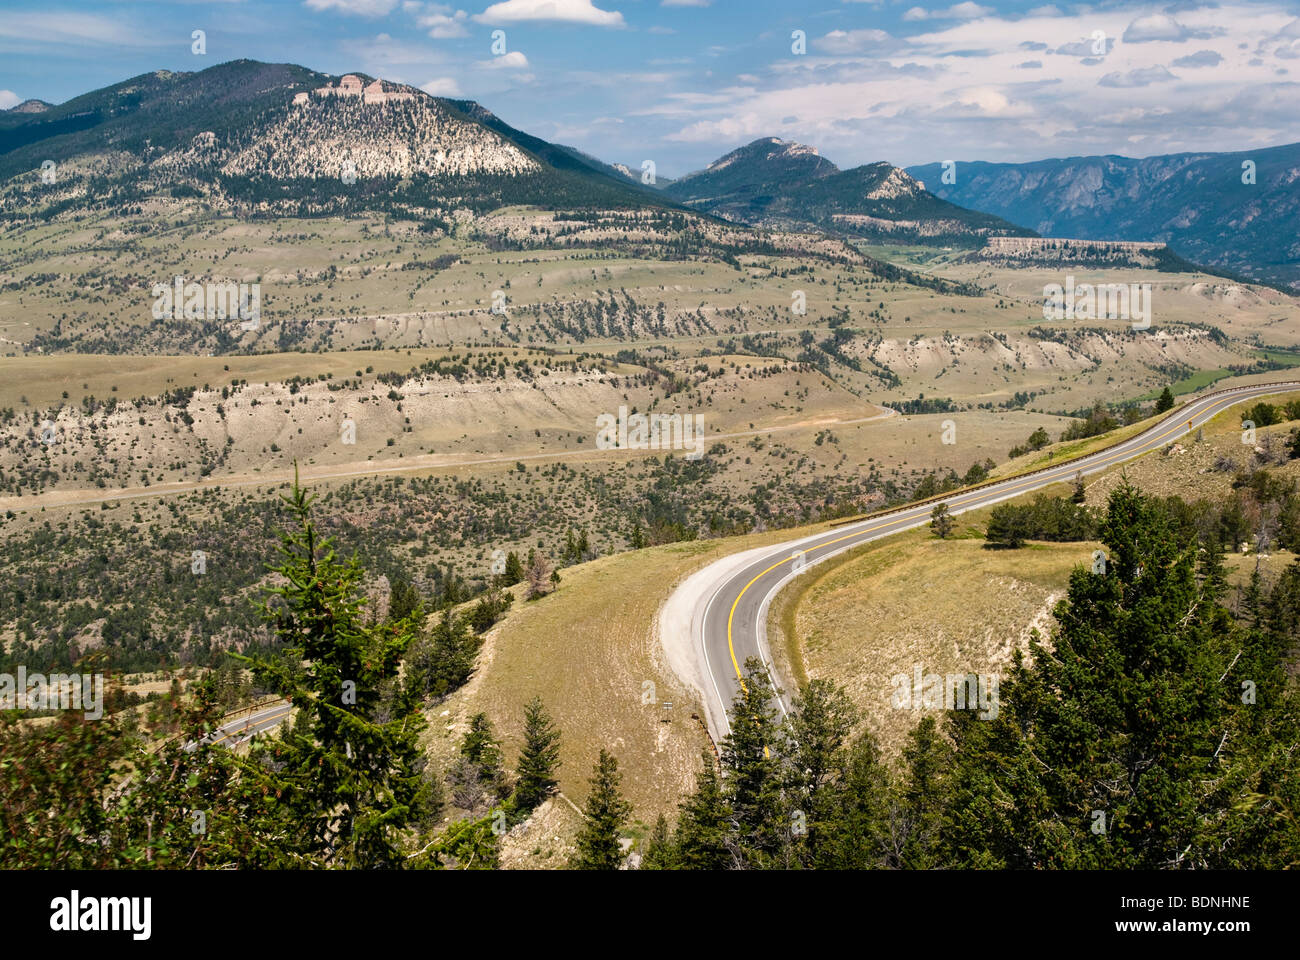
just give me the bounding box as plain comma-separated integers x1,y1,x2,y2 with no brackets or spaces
0,59,671,220
4,99,51,114
664,137,1034,246
907,144,1300,289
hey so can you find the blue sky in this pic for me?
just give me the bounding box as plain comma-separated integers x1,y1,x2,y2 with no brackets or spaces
1,0,1298,176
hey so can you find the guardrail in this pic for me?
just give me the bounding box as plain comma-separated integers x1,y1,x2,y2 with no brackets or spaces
825,379,1300,530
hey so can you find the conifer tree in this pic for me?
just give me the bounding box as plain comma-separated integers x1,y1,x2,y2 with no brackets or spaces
514,696,561,813
782,679,857,865
641,814,676,870
948,482,1257,868
234,473,431,868
720,658,784,864
503,550,525,587
674,750,733,869
570,749,632,869
898,716,952,869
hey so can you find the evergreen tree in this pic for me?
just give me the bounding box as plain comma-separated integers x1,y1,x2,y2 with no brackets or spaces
1156,386,1176,413
782,679,857,865
641,814,676,870
720,658,785,865
985,503,1031,548
233,473,431,868
408,608,480,698
898,716,952,869
929,502,954,539
817,733,891,869
674,750,734,869
514,696,561,813
948,482,1260,868
387,577,420,623
570,749,632,869
502,550,525,587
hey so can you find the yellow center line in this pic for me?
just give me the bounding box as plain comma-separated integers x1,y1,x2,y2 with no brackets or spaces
722,389,1271,684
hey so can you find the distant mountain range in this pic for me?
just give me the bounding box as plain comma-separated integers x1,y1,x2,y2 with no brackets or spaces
5,60,1295,290
662,137,1034,246
907,145,1300,289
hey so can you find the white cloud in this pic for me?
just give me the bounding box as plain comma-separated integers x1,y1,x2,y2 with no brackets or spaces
1172,49,1223,67
0,11,159,48
478,50,530,68
904,3,992,21
419,7,469,37
421,76,462,95
303,0,400,16
816,28,896,55
1123,13,1213,43
473,0,624,27
0,90,21,110
1099,65,1178,86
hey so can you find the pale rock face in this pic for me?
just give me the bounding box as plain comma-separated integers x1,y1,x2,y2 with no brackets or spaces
984,237,1167,254
153,84,539,183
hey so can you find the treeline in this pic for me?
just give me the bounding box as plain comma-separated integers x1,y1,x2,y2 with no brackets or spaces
984,462,1300,555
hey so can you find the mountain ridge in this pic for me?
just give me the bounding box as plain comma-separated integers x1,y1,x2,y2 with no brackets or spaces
907,144,1300,289
664,136,1034,246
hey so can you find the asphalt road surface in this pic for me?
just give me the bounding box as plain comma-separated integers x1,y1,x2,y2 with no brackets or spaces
695,379,1300,738
184,701,292,752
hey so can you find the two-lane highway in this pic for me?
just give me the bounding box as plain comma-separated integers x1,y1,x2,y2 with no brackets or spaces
682,379,1300,739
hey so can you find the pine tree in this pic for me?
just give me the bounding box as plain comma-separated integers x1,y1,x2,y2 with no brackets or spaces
570,749,632,869
408,607,480,698
720,658,784,864
949,482,1253,868
929,502,954,539
816,733,891,869
233,472,431,868
898,716,952,869
514,696,561,813
1156,386,1176,413
503,550,524,586
641,814,676,870
674,750,733,869
782,679,857,865
985,503,1030,548
387,577,420,623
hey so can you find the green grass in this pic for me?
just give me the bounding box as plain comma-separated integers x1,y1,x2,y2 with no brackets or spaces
1132,367,1233,402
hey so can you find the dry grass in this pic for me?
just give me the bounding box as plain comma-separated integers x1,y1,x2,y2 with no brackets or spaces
770,522,1087,758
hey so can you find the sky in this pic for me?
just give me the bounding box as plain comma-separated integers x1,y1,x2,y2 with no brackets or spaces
1,0,1298,176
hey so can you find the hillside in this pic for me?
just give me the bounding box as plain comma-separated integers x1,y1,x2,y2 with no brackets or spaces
664,137,1034,246
907,143,1300,290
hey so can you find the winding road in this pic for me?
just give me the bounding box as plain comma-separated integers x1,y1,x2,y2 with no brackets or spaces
666,379,1300,741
